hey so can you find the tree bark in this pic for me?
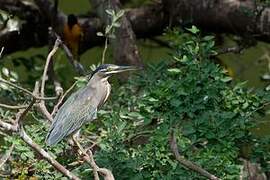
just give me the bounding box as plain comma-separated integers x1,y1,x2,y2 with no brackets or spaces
163,0,270,38
90,0,143,66
2,0,270,57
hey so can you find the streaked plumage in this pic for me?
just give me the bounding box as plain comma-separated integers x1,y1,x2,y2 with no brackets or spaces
46,64,138,146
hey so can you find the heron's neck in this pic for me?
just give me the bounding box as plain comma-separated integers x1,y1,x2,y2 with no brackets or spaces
88,74,109,88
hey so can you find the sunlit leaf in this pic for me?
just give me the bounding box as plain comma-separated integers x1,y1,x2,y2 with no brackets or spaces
186,25,200,34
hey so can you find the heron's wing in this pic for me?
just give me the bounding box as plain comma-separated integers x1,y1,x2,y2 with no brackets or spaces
46,87,97,146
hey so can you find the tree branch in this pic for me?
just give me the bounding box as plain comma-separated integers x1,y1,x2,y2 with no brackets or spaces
0,78,56,100
40,38,61,99
51,81,77,117
0,143,14,169
19,127,80,180
0,103,28,110
169,129,220,180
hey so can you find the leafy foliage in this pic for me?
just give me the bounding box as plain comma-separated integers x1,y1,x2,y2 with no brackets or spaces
1,27,270,179
92,28,269,179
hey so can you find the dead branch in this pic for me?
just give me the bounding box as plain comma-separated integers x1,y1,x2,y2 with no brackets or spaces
0,78,56,100
0,120,17,132
0,119,80,180
73,136,114,180
40,38,61,99
169,129,220,180
0,80,80,179
0,47,4,58
0,103,28,110
19,127,80,180
51,81,77,117
0,143,14,169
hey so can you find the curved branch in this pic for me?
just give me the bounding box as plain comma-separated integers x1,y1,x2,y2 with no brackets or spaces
19,127,80,180
169,129,220,180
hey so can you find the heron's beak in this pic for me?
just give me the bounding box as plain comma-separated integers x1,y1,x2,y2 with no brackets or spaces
105,65,141,75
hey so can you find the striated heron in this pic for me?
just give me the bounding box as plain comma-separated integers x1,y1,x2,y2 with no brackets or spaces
46,64,139,146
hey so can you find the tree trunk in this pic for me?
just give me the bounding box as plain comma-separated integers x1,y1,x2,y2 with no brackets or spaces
90,0,143,67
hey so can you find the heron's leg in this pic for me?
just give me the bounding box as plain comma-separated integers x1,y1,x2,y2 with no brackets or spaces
72,136,100,180
72,135,86,155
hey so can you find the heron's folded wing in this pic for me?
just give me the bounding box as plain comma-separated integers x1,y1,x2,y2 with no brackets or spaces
46,89,97,146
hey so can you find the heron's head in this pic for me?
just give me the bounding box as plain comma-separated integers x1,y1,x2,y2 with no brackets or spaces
90,64,140,79
67,14,78,29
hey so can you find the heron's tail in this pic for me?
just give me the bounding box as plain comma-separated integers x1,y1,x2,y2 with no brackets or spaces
46,126,65,146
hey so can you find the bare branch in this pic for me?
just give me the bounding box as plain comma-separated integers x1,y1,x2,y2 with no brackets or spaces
73,136,114,180
14,99,36,125
0,103,28,110
0,143,14,169
41,38,61,99
169,129,220,180
51,81,77,117
19,127,80,180
0,47,4,58
37,103,54,122
0,78,56,100
101,38,108,64
0,120,17,132
217,46,245,55
53,32,85,75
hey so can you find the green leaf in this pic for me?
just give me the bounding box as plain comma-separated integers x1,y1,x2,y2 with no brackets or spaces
202,35,215,41
167,68,181,74
0,82,9,90
96,32,104,36
186,25,200,34
2,67,9,77
113,22,121,28
221,76,232,82
116,10,125,18
105,9,114,16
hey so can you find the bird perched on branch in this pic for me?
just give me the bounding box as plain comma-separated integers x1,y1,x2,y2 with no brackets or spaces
46,64,139,146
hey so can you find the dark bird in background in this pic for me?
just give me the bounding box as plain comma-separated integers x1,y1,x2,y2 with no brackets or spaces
46,64,139,146
63,14,85,75
63,14,83,61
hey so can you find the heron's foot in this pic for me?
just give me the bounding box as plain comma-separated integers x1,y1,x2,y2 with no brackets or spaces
72,136,86,156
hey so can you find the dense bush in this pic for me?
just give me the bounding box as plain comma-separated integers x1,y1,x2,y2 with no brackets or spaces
1,27,270,179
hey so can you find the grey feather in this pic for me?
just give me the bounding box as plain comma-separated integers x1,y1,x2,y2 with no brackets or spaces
46,81,106,146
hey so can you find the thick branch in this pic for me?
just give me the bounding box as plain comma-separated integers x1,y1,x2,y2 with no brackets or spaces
1,1,165,56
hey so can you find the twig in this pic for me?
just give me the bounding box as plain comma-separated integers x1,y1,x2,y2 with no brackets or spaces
41,38,61,98
169,129,220,180
51,81,77,116
72,136,115,180
34,81,53,122
0,120,17,132
0,47,4,58
38,103,54,122
0,143,14,169
19,127,80,180
54,32,85,75
0,78,56,100
101,38,108,64
73,136,100,180
15,99,36,125
216,46,244,55
0,103,28,110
